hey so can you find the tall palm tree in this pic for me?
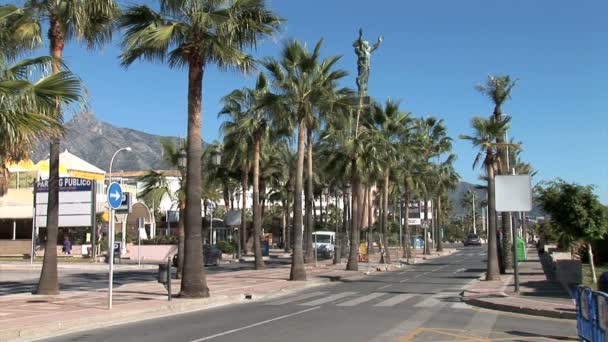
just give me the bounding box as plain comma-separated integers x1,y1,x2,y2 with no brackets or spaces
1,1,120,295
221,117,252,255
0,56,81,196
460,115,517,280
476,75,517,271
371,99,409,263
434,154,460,252
263,39,348,280
138,138,187,277
220,73,273,270
120,0,281,297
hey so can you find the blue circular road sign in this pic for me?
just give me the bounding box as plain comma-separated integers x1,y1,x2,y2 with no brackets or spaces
107,182,123,209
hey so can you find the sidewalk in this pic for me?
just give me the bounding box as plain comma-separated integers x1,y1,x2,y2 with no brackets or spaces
462,246,576,319
2,247,455,342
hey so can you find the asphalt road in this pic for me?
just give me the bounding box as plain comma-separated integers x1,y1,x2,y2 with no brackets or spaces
45,246,577,342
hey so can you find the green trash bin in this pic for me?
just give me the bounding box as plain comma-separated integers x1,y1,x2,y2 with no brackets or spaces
516,238,527,261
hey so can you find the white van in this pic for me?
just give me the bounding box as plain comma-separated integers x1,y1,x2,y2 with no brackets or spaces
312,231,335,259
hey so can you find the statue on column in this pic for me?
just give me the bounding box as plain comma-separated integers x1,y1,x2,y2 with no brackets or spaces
353,28,383,97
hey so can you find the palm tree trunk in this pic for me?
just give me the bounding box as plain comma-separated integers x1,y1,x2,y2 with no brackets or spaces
36,17,64,295
177,200,185,279
0,164,8,197
403,188,411,259
436,196,443,252
486,162,500,280
493,105,513,272
284,194,292,253
346,160,360,271
304,127,314,263
252,131,265,270
423,197,430,255
241,164,249,255
334,190,343,264
367,186,373,256
290,121,307,281
382,173,390,263
180,60,208,298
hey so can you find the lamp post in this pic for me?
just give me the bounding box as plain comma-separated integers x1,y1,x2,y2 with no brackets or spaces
107,146,131,310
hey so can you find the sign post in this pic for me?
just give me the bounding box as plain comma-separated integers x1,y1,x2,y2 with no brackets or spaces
107,182,123,310
495,175,532,293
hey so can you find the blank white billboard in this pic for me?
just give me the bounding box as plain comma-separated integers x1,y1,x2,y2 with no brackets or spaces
495,175,532,212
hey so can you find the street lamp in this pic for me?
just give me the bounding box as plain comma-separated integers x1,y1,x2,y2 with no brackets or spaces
109,147,132,184
177,148,187,169
211,149,222,166
107,146,131,311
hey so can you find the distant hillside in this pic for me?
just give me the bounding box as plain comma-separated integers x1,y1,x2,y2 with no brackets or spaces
32,112,199,172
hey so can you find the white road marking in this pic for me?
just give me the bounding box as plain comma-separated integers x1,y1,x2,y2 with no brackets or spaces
399,278,409,283
189,306,321,341
378,284,392,290
374,294,415,307
453,268,466,274
414,296,440,308
337,292,385,306
299,292,357,306
266,291,327,305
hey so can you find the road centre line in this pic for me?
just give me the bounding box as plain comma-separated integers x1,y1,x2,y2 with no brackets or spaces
189,306,321,341
378,284,392,290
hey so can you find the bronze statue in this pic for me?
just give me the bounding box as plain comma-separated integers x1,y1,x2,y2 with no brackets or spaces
353,28,383,96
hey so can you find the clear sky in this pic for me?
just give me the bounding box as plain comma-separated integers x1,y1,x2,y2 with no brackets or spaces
9,0,607,202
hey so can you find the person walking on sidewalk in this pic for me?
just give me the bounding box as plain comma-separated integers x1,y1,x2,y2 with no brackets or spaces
63,236,72,255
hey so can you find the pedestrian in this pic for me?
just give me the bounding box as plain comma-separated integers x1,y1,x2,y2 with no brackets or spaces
63,236,72,255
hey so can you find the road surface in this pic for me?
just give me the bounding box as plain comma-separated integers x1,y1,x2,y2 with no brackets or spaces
45,246,577,342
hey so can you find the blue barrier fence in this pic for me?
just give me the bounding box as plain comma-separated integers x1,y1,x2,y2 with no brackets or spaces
576,285,608,341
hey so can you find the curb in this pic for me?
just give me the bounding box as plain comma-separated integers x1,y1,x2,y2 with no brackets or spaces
463,297,576,320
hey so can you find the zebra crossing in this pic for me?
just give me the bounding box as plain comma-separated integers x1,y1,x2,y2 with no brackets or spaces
265,290,469,310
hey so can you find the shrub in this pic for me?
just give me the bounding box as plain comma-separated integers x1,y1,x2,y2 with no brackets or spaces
216,240,235,254
141,235,178,245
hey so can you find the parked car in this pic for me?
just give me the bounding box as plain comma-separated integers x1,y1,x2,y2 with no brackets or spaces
172,244,222,267
464,234,482,246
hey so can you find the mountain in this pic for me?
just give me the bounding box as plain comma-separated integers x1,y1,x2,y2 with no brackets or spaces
32,112,190,172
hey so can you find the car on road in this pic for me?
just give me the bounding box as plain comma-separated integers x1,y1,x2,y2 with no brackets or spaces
464,234,482,246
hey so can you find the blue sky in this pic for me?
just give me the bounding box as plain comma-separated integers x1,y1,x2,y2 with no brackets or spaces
9,0,607,202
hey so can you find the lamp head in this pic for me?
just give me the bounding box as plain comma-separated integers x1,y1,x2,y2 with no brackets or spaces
125,147,132,152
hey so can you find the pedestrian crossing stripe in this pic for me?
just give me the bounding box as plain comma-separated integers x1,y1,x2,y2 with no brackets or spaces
266,291,470,309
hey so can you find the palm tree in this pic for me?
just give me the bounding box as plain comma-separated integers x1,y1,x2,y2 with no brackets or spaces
220,73,274,270
372,99,410,263
138,138,186,277
415,116,451,254
263,39,348,280
120,0,281,297
476,75,517,271
460,115,517,280
0,56,81,196
221,119,252,255
434,155,460,252
2,1,120,295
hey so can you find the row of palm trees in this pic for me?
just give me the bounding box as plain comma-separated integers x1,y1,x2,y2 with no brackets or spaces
214,37,462,279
